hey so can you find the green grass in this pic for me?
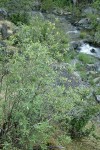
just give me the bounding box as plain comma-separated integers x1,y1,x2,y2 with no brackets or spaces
80,31,87,39
65,50,77,63
78,53,96,64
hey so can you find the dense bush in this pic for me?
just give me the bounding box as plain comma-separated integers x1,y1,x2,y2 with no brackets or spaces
93,0,100,10
0,1,100,148
0,41,68,149
0,36,91,149
0,0,33,11
9,11,30,25
67,103,98,138
11,16,69,61
41,0,68,10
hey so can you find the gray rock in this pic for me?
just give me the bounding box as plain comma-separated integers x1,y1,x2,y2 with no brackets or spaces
31,11,44,19
73,71,81,80
86,64,96,71
1,24,8,39
66,30,80,40
87,62,100,72
86,91,93,99
95,62,100,72
0,8,7,20
96,83,100,87
96,95,100,103
0,20,15,39
70,59,79,67
82,7,98,16
78,18,92,29
0,41,7,47
97,17,100,23
69,41,81,50
93,77,100,83
86,71,97,76
32,0,41,10
78,18,90,24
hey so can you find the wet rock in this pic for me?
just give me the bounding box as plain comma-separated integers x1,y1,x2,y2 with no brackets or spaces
90,48,96,53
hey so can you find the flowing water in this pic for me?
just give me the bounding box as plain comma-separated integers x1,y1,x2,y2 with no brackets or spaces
79,43,100,58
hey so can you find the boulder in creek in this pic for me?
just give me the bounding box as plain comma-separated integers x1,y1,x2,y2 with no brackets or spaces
90,48,96,53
